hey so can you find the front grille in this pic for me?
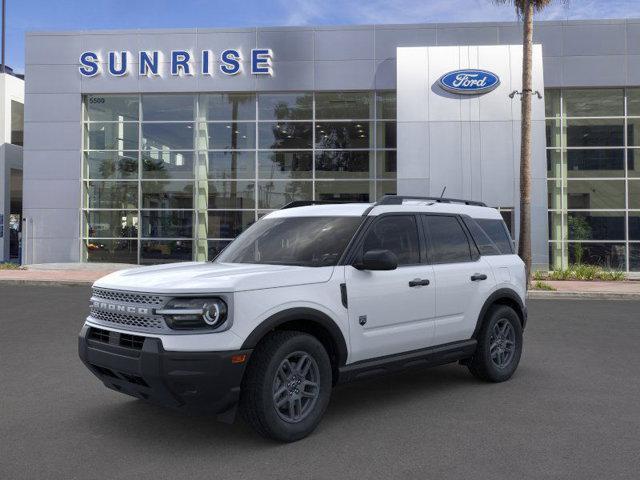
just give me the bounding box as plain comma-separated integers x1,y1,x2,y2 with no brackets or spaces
90,308,165,330
119,333,145,350
88,327,110,343
92,288,164,306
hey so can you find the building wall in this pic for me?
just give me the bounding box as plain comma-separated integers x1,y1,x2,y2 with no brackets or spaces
396,44,547,269
23,19,640,264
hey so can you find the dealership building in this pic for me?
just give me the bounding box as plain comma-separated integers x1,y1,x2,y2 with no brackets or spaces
21,18,640,272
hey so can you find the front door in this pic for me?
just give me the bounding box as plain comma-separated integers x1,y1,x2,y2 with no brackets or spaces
345,214,436,363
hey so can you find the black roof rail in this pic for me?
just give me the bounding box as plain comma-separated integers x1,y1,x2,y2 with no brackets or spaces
280,200,352,210
376,195,487,207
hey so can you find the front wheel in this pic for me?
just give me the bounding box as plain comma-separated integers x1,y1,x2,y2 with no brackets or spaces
240,331,332,442
467,305,523,382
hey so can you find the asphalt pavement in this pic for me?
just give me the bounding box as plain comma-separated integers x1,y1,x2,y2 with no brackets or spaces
1,285,639,480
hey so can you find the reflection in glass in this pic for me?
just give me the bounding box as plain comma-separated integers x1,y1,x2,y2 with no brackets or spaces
315,151,372,178
544,89,561,118
566,149,624,177
631,214,640,241
208,240,232,259
209,181,255,209
628,118,640,147
205,151,255,179
142,94,194,121
377,151,397,179
199,122,256,150
630,244,640,271
628,88,640,116
315,122,370,149
376,122,396,149
85,122,138,150
315,181,372,202
566,180,625,209
85,211,138,238
142,151,194,179
258,151,312,179
142,123,195,150
376,180,397,199
259,122,312,149
566,119,624,147
568,242,626,270
86,95,139,122
208,211,255,238
258,93,312,120
630,149,640,177
545,119,562,148
141,210,193,238
141,240,193,264
85,152,138,179
258,181,312,209
86,181,138,209
547,179,564,210
199,93,255,121
562,89,623,117
376,91,396,119
315,92,371,119
546,149,562,179
85,239,138,264
629,181,640,209
141,181,194,209
567,212,625,241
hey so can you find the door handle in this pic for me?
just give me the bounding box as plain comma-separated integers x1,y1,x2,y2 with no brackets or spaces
409,278,430,287
471,273,488,281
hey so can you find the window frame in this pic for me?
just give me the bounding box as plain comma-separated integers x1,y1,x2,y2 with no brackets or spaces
346,213,424,268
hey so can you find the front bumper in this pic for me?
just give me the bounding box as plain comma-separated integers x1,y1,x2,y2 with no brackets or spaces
78,325,252,414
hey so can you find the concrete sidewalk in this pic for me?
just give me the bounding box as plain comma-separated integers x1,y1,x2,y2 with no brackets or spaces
0,263,136,286
529,280,640,300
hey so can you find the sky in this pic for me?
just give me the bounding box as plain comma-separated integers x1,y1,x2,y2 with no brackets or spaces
5,0,640,73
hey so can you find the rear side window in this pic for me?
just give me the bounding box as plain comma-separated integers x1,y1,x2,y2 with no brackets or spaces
462,217,501,256
476,218,514,254
423,215,472,264
362,215,420,266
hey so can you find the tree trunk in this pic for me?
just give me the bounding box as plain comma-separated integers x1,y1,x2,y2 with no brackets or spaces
519,0,534,288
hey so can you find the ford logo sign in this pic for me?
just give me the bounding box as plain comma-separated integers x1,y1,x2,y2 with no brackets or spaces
438,69,500,95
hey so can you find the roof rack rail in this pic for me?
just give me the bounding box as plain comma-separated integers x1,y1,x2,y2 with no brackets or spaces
280,200,351,210
376,195,487,207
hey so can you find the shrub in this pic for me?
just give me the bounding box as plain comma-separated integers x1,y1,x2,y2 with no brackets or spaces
0,262,22,270
548,265,625,281
533,281,556,291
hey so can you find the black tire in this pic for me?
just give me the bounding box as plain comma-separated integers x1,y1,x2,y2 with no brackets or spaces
467,305,523,382
240,331,332,442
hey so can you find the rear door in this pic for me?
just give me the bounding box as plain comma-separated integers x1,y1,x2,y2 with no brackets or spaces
345,214,436,363
422,215,496,345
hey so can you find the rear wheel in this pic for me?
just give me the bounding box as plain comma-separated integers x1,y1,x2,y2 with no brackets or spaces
467,305,523,382
240,331,332,442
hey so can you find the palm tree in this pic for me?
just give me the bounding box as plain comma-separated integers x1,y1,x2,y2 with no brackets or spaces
493,0,554,287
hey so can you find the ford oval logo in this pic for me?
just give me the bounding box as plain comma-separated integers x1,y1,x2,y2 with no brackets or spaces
439,69,500,95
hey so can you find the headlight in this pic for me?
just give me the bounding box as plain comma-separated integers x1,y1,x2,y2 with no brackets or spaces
156,298,229,330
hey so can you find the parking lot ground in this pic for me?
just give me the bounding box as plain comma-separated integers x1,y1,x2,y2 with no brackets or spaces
1,285,639,480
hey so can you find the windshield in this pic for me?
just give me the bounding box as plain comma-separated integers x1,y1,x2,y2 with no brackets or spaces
216,216,363,267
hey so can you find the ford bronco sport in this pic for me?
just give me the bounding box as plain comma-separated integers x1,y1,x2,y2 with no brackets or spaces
79,195,527,442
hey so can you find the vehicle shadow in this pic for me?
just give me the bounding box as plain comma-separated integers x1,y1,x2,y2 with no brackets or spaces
77,363,490,448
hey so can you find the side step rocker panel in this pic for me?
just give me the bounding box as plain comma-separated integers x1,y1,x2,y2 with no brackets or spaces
337,339,477,384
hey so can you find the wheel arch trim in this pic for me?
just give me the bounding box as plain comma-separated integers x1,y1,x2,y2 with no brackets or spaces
472,288,527,338
240,307,349,366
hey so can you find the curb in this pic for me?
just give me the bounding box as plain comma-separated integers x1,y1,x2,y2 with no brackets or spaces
528,291,640,301
0,279,93,287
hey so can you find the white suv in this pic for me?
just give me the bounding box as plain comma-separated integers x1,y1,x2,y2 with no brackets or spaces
79,195,527,442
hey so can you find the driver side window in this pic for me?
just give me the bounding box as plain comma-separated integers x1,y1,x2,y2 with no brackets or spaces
361,215,420,266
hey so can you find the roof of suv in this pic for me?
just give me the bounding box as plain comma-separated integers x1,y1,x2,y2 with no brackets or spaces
266,200,504,220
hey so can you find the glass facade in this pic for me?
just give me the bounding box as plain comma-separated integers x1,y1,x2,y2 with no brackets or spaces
82,92,397,264
546,88,640,272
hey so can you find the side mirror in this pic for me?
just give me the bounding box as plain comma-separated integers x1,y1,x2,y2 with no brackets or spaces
356,249,398,271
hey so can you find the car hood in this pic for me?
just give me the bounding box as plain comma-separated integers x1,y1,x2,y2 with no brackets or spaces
93,262,336,294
